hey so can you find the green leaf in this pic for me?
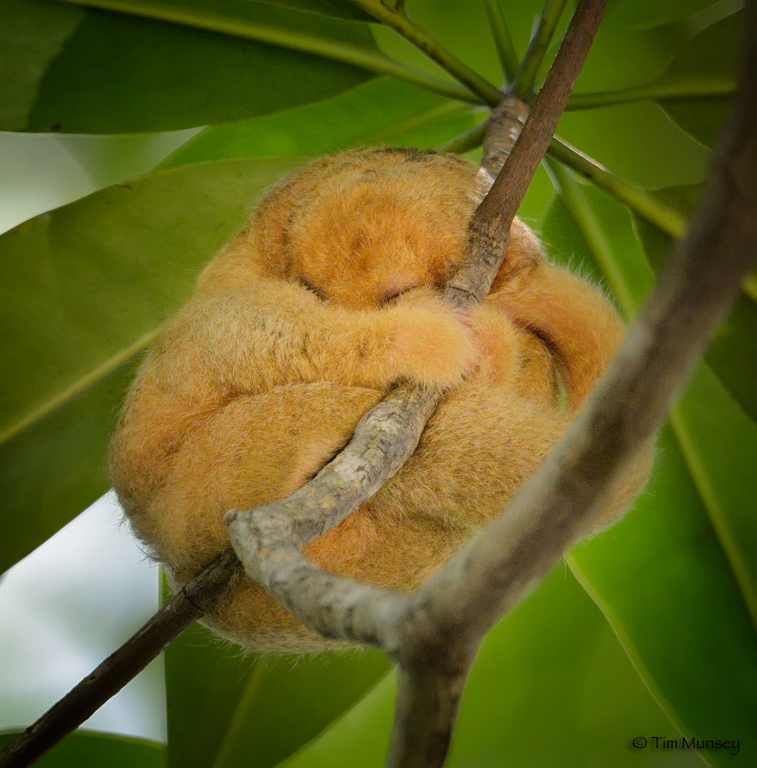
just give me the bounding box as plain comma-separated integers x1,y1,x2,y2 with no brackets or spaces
164,617,256,768
545,170,757,619
570,428,757,768
541,169,655,316
213,652,390,767
250,0,373,21
165,613,390,768
655,13,740,146
671,366,757,629
662,98,733,148
557,101,709,189
159,78,479,170
0,355,141,577
603,0,724,30
283,568,704,768
635,211,757,423
0,157,302,574
1,0,378,133
540,180,757,766
573,19,693,94
0,731,164,767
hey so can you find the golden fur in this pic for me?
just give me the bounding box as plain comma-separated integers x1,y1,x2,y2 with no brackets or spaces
111,148,653,653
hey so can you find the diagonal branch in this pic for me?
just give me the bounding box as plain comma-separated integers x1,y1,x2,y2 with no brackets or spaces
0,551,241,768
227,2,612,766
439,122,689,241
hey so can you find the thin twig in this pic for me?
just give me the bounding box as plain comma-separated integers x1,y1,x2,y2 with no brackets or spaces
436,122,486,154
567,79,735,110
349,0,503,105
547,138,688,238
0,551,241,768
437,123,689,240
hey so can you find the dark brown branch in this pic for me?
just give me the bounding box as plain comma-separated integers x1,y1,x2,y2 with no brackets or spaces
0,551,241,768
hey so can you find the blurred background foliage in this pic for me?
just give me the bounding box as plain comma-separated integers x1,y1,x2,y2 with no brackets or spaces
0,0,755,765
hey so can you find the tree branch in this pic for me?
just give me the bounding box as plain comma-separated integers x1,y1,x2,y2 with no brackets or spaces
227,2,611,766
349,0,503,106
410,0,757,645
0,551,241,768
438,123,689,241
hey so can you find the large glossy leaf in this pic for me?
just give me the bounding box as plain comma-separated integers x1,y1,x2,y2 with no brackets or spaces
165,613,390,768
157,77,562,222
252,0,372,21
540,180,757,766
635,205,757,423
1,0,378,133
557,101,709,189
671,366,757,628
570,427,757,767
571,19,696,94
655,13,740,147
0,157,302,574
164,619,255,768
159,78,479,170
545,170,757,620
282,569,704,768
0,731,164,767
602,0,724,30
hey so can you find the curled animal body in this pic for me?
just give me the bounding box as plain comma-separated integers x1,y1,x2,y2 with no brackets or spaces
111,148,653,653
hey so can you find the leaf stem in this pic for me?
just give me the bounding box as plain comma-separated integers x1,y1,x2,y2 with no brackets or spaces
54,0,478,104
513,0,570,100
548,139,687,238
482,0,520,84
437,124,688,240
436,122,486,154
351,0,503,105
568,78,736,110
